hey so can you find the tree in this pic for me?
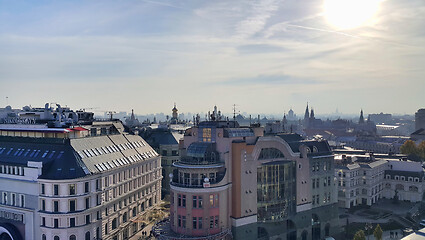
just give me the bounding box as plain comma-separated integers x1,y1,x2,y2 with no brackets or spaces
353,230,366,240
400,140,418,156
373,224,383,240
418,141,425,159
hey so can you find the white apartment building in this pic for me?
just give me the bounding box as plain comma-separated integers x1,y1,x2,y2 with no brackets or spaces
335,154,424,208
0,121,162,240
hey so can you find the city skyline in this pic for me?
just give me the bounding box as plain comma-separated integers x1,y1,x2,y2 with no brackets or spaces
0,0,424,114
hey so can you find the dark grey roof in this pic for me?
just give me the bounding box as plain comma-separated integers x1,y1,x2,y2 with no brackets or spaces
145,130,179,148
285,140,331,155
277,133,304,143
0,133,158,180
276,134,331,155
0,136,86,179
411,128,425,135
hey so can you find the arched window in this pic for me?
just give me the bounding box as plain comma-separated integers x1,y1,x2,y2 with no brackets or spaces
54,236,60,240
132,207,137,217
112,218,117,229
85,231,90,240
42,234,47,240
123,212,128,223
258,148,285,160
69,235,76,240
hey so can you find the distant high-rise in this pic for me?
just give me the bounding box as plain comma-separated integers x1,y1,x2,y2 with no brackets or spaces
415,108,425,131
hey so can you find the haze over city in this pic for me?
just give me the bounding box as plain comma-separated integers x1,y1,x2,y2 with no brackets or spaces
0,0,424,115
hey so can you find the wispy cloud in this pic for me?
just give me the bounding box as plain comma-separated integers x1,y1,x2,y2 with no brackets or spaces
218,74,319,86
235,0,282,39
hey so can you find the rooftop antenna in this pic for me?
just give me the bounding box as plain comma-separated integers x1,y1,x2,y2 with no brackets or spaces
5,96,8,106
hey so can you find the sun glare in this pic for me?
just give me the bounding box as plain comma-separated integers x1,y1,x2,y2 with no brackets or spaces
324,0,381,30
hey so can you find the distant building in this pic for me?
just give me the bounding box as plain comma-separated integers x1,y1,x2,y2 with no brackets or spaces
368,113,392,124
154,108,339,240
170,104,179,124
415,109,425,131
411,128,425,143
142,127,183,198
287,108,297,121
334,152,425,208
0,104,162,240
125,109,141,127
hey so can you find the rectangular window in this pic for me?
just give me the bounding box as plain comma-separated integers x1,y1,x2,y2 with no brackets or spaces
41,184,45,195
20,195,24,207
54,218,59,228
198,196,203,208
11,194,15,206
182,216,186,228
85,197,90,209
193,217,197,229
42,217,46,226
182,195,186,207
198,217,203,229
70,217,75,227
210,195,214,207
69,184,76,195
85,182,90,193
69,200,76,212
85,215,90,225
214,216,219,228
178,215,181,227
193,196,197,208
53,201,59,213
41,199,45,211
54,185,59,196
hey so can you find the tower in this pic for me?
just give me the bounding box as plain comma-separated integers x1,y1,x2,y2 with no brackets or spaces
304,103,310,120
359,109,365,124
171,103,178,122
304,103,310,128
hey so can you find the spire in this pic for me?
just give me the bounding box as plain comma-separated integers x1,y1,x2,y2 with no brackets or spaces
304,102,309,120
359,109,365,124
131,109,135,120
310,108,315,119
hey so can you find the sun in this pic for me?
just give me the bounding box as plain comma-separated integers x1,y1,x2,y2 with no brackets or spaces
323,0,381,30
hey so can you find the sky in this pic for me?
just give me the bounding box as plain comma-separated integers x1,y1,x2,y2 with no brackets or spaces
0,0,424,116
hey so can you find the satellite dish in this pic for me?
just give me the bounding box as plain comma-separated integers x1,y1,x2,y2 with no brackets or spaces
204,177,209,183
